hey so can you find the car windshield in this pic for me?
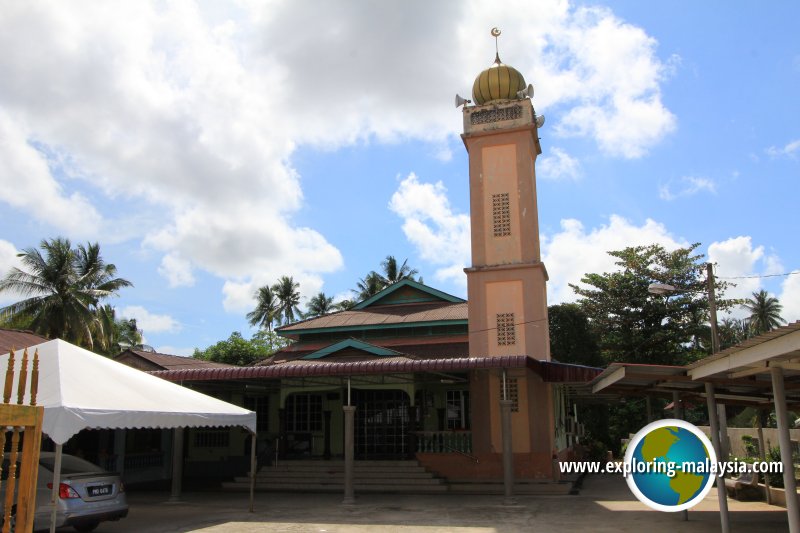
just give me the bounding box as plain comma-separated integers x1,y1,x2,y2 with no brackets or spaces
39,455,105,475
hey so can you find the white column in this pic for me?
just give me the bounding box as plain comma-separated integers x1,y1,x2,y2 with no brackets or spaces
771,366,800,532
705,382,730,533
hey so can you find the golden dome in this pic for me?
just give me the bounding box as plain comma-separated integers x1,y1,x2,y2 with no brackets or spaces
472,54,527,105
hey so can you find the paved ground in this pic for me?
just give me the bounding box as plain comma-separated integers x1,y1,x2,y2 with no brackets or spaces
64,475,791,533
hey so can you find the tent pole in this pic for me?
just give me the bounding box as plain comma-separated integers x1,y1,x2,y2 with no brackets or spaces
49,444,62,533
169,428,184,502
249,432,256,512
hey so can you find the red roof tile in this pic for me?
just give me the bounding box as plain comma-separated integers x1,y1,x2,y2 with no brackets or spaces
278,302,467,333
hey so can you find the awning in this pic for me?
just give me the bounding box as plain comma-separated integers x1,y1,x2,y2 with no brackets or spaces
151,355,601,384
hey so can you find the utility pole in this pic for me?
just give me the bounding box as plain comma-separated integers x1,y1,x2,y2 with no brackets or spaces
706,262,721,355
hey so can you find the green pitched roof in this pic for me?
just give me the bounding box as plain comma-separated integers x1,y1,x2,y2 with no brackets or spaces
302,339,404,360
353,279,465,310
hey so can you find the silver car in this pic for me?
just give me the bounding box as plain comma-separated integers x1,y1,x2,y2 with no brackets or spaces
3,452,128,532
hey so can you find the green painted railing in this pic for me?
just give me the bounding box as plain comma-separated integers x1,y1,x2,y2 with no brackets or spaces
415,431,472,454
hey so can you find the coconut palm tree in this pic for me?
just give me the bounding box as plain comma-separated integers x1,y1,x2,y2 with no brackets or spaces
272,276,302,325
0,237,132,349
379,255,419,286
355,271,384,301
247,285,279,331
305,292,335,318
744,289,785,335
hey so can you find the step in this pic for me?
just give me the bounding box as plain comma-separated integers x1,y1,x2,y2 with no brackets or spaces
238,475,443,485
256,469,431,479
448,481,573,495
223,481,449,493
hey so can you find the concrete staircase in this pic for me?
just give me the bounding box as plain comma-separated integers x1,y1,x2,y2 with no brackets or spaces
223,459,448,493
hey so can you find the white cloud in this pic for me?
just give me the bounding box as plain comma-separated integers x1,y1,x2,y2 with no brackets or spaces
0,240,23,306
659,176,717,201
0,1,677,310
780,274,800,324
766,139,800,158
158,252,195,288
154,345,194,357
0,111,102,236
538,147,581,181
707,236,767,318
389,173,470,288
119,305,181,333
542,215,688,304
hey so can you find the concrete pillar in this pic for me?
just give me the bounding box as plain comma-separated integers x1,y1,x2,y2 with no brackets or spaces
771,366,800,532
756,408,773,505
672,391,684,421
249,432,257,513
705,383,730,533
500,399,515,505
169,428,184,502
342,405,356,505
718,404,730,461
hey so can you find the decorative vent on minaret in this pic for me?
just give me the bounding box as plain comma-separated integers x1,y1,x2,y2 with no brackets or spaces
496,313,516,345
492,193,511,237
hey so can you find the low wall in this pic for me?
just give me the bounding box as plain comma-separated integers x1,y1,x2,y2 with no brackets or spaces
696,426,800,458
417,451,553,480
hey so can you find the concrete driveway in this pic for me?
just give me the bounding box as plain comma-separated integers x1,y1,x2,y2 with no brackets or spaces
67,474,790,533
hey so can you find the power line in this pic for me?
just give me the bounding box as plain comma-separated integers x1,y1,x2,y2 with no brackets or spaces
716,270,800,280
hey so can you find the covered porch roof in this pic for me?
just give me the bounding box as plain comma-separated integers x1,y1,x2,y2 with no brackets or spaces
150,355,601,384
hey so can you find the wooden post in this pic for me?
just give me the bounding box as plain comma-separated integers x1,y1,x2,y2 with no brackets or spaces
705,383,730,533
169,428,184,502
771,366,800,532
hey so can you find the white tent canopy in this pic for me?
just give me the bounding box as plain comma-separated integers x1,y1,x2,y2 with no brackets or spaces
2,339,257,532
1,338,256,443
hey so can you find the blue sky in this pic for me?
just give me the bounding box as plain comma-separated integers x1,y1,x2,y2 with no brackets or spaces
0,1,797,355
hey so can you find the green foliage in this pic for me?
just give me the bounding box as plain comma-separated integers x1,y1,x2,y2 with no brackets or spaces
305,292,335,318
193,330,291,366
741,435,759,458
247,285,278,331
744,289,786,335
548,303,603,367
0,237,132,351
571,243,731,366
272,276,302,325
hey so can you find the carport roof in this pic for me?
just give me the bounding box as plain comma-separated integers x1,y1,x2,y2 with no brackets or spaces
581,322,800,407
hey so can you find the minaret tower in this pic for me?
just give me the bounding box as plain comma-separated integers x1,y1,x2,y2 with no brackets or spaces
460,29,553,474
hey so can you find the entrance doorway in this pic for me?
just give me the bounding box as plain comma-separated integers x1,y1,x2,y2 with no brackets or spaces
353,389,410,459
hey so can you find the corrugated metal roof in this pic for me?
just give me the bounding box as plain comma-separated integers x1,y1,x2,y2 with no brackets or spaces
686,320,800,370
150,355,601,383
0,328,47,354
119,349,235,370
278,302,468,332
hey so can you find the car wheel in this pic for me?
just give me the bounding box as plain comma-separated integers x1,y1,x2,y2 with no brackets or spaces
74,522,99,533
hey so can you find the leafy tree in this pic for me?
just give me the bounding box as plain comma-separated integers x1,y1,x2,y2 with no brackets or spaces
570,243,730,366
547,303,602,367
355,271,384,301
193,330,290,366
379,255,419,286
305,292,335,318
0,238,132,350
272,276,301,325
744,289,785,335
247,285,278,331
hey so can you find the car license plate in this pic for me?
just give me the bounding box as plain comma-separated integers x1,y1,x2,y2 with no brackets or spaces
88,484,112,497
